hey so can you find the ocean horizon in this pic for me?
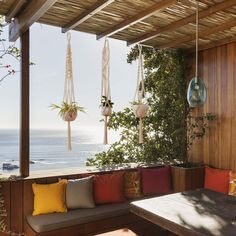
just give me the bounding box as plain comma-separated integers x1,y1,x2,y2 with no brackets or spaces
0,129,108,174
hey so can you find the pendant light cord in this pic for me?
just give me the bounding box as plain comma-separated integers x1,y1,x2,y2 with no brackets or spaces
196,0,199,79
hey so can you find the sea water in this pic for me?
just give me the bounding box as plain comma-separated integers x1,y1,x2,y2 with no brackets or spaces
0,129,107,174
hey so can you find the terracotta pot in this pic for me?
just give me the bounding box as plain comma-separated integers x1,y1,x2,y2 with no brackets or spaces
133,104,149,118
62,110,77,122
101,106,112,116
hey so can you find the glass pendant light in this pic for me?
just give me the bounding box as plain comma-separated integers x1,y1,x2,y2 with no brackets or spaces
187,0,206,108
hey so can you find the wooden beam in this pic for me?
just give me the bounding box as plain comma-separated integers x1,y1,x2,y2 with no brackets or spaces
96,0,176,40
5,0,27,23
127,0,236,46
62,0,115,33
189,35,236,52
20,29,30,178
157,19,236,49
9,0,57,42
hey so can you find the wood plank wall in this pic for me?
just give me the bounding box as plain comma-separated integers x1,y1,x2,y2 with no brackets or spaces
188,42,236,170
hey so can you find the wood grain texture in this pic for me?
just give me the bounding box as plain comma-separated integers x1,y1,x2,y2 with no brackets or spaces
188,41,236,170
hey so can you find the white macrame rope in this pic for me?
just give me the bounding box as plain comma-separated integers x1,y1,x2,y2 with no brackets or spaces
134,45,145,102
63,32,75,104
133,44,146,144
101,38,111,100
63,32,76,151
101,38,111,145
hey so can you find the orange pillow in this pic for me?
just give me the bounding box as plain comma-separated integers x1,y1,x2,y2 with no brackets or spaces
204,166,229,194
94,171,126,204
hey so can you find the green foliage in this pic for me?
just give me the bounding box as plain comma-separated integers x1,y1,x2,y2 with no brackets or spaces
101,96,114,108
50,101,85,118
87,47,188,167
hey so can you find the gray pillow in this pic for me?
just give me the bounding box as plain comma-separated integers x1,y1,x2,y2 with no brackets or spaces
66,176,95,209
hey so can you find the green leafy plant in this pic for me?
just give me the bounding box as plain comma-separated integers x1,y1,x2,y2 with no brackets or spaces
50,101,85,117
101,96,114,108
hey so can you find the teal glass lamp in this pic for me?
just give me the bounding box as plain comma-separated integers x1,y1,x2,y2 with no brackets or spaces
187,76,206,107
187,0,207,108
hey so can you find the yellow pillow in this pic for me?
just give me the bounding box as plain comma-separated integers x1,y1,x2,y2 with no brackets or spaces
32,181,67,216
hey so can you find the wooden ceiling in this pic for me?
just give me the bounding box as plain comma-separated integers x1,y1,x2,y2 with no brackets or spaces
0,0,236,51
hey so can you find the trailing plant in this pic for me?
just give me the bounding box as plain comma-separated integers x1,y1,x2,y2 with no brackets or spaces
187,111,217,150
50,101,85,118
87,47,188,166
101,96,114,108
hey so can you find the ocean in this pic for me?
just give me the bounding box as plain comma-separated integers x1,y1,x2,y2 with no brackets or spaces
0,129,107,174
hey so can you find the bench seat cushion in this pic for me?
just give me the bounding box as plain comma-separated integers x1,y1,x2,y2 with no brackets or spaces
27,202,129,233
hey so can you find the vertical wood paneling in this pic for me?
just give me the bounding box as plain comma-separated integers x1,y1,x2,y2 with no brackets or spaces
10,181,23,234
0,182,11,236
189,42,236,170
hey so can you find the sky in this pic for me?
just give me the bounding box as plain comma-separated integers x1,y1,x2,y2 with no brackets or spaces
0,22,138,137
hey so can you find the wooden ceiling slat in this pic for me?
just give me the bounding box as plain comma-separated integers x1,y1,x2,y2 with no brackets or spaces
5,0,27,23
96,0,177,40
127,0,236,46
62,0,115,33
158,18,236,49
9,0,57,42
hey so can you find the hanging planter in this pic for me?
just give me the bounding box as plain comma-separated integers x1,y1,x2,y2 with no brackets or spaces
132,102,149,118
101,95,113,117
101,39,113,145
187,0,207,108
132,45,149,144
50,33,85,151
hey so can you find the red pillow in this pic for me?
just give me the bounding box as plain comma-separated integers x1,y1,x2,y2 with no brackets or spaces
204,166,229,194
94,171,126,204
141,166,172,196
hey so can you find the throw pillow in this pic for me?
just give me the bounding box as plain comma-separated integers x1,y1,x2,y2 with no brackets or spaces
32,181,67,216
124,171,142,199
204,166,229,194
141,166,172,196
94,171,126,204
66,176,95,209
229,170,236,196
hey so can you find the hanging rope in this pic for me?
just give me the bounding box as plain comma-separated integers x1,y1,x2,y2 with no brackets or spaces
196,0,199,80
133,45,148,144
63,32,76,151
101,38,112,145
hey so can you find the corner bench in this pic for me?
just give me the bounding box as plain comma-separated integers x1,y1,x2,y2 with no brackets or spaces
26,202,131,235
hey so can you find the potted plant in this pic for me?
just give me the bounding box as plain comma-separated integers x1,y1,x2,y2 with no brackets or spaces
50,101,85,121
171,112,217,192
132,100,149,118
101,96,113,117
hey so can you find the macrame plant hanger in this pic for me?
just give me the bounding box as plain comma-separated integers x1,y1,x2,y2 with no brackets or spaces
133,45,149,144
187,0,206,107
63,32,76,151
101,38,112,145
